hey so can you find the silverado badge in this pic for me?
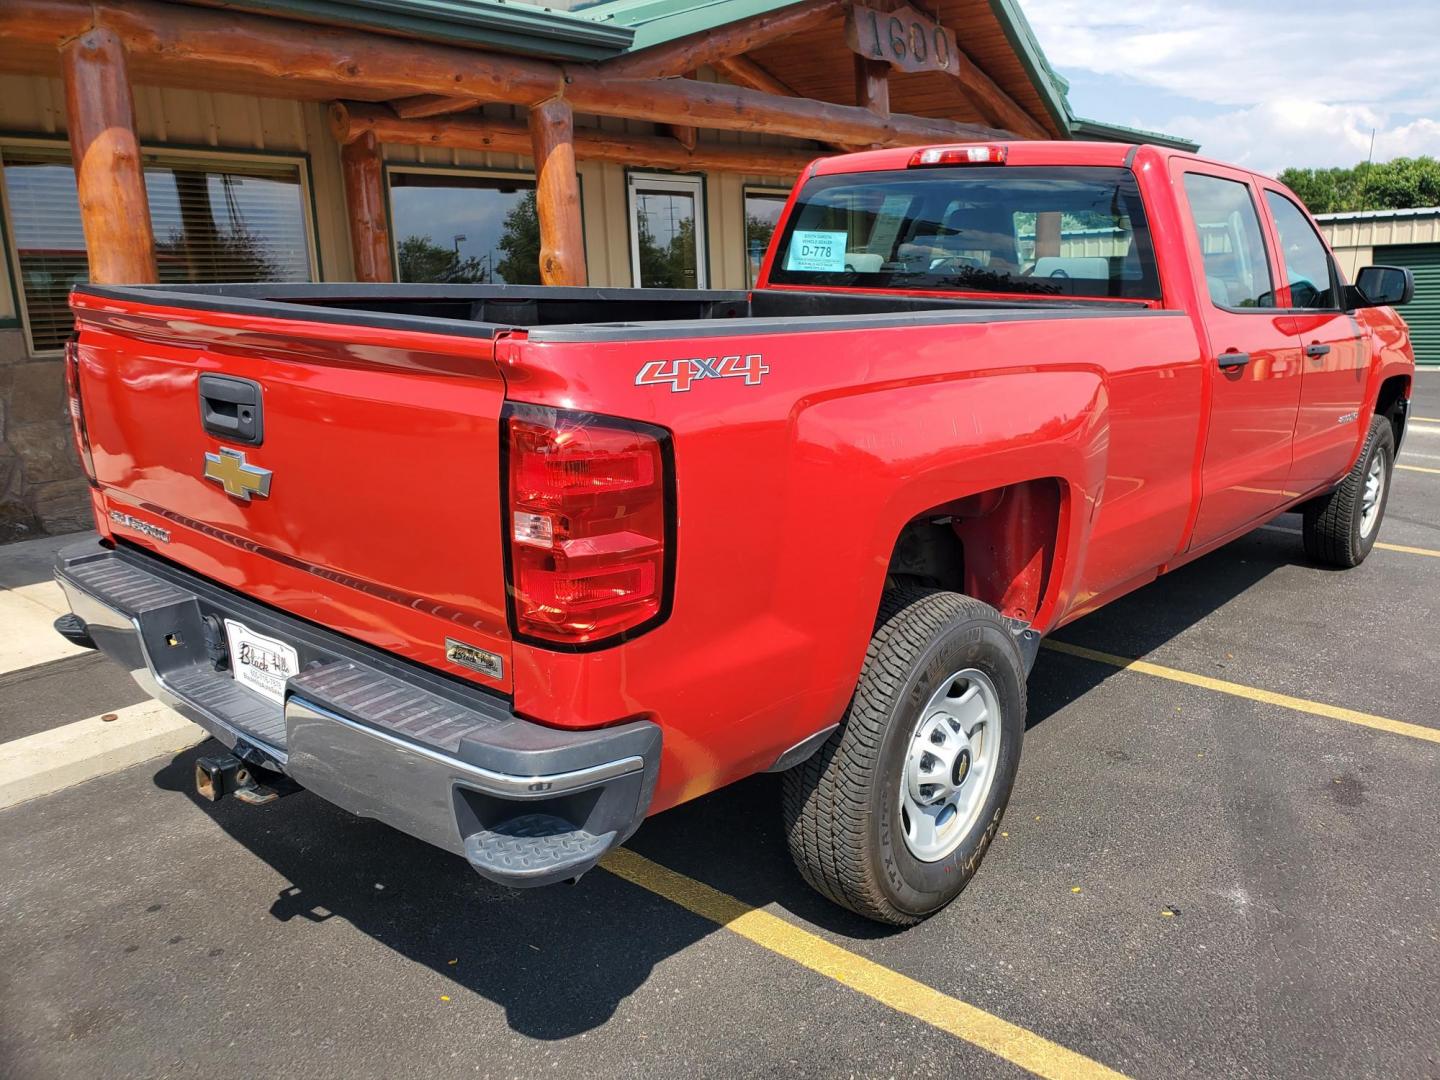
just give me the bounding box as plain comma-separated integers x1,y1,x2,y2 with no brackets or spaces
204,447,273,501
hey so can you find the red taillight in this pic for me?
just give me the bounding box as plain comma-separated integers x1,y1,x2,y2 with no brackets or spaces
504,405,672,647
908,144,1009,168
64,338,96,481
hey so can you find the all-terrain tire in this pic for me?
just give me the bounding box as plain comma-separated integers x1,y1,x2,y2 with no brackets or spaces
782,587,1026,926
1301,413,1395,568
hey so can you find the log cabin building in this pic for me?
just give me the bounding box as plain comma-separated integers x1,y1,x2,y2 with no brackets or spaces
0,0,1193,538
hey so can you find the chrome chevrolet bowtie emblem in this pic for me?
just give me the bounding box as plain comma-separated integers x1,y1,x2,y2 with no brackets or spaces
203,448,272,501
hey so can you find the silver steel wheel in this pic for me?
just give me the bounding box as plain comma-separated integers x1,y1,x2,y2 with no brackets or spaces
899,668,1003,862
1360,446,1386,539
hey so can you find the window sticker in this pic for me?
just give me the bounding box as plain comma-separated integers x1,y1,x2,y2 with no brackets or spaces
785,230,848,272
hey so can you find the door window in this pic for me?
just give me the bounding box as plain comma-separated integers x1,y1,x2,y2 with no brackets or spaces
628,173,706,289
1264,191,1337,309
1182,173,1274,310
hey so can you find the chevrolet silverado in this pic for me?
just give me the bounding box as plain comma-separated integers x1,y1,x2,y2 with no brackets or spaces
54,141,1416,924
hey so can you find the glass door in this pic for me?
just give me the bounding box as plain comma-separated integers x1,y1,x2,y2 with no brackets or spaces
628,173,706,289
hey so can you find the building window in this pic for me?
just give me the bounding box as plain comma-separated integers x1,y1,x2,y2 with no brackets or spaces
388,169,542,285
628,173,706,289
743,188,789,286
0,146,314,353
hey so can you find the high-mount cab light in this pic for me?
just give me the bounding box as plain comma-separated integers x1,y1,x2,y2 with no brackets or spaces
908,145,1009,168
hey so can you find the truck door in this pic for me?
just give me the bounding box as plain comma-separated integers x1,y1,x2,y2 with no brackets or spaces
1260,187,1368,493
1176,167,1304,548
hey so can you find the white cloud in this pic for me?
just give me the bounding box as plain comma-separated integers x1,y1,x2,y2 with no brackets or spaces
1024,0,1440,108
1021,0,1440,170
1173,102,1440,175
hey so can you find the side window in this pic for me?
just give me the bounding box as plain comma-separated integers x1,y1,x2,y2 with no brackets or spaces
1182,173,1274,309
1264,191,1337,309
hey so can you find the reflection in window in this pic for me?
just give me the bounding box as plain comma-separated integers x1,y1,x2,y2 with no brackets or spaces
629,174,706,289
1182,173,1274,309
388,171,541,285
744,189,788,286
1264,191,1337,309
0,148,312,352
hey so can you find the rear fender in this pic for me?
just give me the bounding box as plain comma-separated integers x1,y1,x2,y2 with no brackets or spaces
784,365,1106,703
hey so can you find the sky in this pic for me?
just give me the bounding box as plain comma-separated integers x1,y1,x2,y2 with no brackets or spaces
1020,0,1440,175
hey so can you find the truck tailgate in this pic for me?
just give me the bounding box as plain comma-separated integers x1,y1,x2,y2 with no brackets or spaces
70,292,514,693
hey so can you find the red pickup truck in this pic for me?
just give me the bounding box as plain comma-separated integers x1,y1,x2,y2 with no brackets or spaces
55,141,1415,925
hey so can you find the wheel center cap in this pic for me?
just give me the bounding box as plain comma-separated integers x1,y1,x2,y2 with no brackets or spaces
952,747,972,787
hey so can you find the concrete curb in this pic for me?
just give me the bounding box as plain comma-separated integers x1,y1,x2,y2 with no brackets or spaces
0,701,207,809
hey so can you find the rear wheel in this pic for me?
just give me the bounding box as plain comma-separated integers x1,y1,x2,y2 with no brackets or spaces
1302,413,1395,568
782,588,1026,926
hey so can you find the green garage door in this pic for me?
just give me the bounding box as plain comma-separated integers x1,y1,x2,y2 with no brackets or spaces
1375,243,1440,366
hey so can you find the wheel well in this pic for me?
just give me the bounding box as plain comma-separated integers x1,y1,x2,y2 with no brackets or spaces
1376,374,1411,447
885,478,1062,624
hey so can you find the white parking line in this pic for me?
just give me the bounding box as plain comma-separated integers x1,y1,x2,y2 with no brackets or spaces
0,588,89,675
0,700,205,809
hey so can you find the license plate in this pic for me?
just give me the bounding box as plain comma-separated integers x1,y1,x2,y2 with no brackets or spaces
223,618,299,706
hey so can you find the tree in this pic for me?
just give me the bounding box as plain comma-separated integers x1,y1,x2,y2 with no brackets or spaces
396,234,489,283
494,190,543,286
1277,156,1440,215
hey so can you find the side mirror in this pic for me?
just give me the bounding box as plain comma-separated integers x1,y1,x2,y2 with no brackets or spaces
1348,265,1414,309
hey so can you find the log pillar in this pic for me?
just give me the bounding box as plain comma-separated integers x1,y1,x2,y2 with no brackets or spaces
61,27,156,284
339,130,393,282
528,97,587,286
855,56,889,115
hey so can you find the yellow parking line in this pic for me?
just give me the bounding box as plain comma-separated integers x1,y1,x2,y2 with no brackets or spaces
1377,540,1440,558
602,848,1130,1080
1413,415,1440,423
1259,524,1440,559
1397,463,1440,475
1042,640,1440,745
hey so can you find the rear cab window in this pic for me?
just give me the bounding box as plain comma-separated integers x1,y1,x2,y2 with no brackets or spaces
767,166,1161,300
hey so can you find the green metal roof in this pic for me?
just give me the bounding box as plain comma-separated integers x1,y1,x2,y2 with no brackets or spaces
1069,117,1200,153
205,0,637,59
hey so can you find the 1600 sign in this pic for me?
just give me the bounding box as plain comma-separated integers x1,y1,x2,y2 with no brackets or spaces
845,2,961,76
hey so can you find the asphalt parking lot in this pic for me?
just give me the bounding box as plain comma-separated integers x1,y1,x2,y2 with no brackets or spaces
2,373,1438,1080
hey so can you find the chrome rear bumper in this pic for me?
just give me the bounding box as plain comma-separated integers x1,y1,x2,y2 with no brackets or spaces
54,539,660,887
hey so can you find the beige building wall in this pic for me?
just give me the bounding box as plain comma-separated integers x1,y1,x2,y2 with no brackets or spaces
1319,212,1440,278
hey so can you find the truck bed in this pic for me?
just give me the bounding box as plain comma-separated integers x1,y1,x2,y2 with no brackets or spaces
76,281,1150,343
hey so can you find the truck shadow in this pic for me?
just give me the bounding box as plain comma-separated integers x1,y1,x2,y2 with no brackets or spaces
1026,519,1319,726
145,521,1318,1040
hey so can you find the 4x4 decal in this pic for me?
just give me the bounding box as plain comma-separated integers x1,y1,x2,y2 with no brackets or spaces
636,353,769,393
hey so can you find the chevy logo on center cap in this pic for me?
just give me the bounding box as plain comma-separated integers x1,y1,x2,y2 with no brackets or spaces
204,447,273,501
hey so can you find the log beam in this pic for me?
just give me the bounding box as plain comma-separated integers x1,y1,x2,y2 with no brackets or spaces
712,54,799,99
528,98,586,287
332,102,817,176
339,130,392,282
668,124,698,151
3,0,1012,147
602,0,838,80
61,27,156,284
391,95,478,120
950,49,1050,140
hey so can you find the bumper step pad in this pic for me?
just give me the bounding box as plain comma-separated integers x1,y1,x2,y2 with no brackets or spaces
463,814,613,883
